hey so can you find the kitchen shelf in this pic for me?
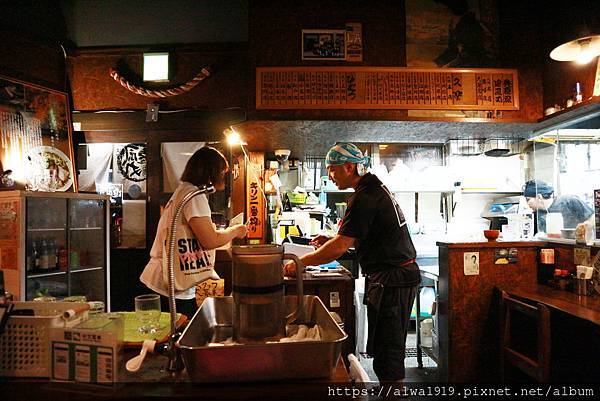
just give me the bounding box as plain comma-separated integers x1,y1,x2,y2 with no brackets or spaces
70,227,103,231
322,188,454,193
27,270,67,279
322,189,353,193
461,190,522,195
70,266,104,273
390,189,454,194
27,228,66,232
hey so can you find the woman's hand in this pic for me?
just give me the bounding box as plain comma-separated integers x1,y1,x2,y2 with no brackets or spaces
283,260,297,277
232,224,247,239
309,234,330,249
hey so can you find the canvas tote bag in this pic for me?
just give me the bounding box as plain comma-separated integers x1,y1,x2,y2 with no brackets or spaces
162,192,219,292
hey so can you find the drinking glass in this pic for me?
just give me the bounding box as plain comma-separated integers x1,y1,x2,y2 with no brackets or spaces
135,294,161,334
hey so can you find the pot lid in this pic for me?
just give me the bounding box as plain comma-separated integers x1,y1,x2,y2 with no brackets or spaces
232,244,284,255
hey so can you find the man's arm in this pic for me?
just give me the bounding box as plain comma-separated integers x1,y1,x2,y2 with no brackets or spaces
284,234,355,276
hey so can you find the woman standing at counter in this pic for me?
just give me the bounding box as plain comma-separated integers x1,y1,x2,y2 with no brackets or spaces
140,146,247,318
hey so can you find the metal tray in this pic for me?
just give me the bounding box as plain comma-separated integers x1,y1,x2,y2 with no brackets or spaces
177,295,347,382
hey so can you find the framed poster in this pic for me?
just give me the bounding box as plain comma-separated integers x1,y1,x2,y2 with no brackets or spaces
302,29,346,60
0,75,77,192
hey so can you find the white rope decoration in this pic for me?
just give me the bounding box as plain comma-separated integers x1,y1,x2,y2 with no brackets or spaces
109,67,212,98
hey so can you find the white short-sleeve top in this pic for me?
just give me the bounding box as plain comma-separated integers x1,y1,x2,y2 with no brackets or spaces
140,182,214,299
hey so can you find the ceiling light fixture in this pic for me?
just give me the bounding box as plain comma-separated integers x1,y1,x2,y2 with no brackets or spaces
550,35,600,64
225,127,246,147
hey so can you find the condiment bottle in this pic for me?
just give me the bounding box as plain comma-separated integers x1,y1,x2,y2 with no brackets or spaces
574,82,583,104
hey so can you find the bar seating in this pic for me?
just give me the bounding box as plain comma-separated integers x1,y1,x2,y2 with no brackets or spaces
499,290,551,382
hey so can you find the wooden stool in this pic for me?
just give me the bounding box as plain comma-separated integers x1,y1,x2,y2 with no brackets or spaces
500,290,551,382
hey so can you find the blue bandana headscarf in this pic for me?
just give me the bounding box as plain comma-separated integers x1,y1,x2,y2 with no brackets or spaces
523,180,554,198
325,143,370,167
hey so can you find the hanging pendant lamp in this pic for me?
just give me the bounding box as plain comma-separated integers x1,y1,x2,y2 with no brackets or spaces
550,34,600,64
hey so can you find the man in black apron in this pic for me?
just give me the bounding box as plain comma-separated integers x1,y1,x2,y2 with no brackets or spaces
284,142,420,387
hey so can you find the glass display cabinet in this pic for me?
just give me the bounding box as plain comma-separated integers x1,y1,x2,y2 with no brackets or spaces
0,191,110,308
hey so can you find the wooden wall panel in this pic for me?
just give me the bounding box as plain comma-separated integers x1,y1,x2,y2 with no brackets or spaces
247,0,543,121
67,47,250,111
438,242,541,382
248,0,410,121
0,2,69,92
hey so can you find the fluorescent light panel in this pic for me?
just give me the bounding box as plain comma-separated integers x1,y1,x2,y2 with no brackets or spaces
143,53,169,82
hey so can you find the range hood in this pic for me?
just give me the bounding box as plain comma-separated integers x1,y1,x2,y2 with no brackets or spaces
483,138,517,157
444,139,484,156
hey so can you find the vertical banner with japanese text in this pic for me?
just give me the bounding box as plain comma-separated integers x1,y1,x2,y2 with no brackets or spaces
246,152,265,243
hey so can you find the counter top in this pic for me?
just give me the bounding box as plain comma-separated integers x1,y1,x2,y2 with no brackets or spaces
5,352,350,401
500,284,600,326
285,268,353,282
436,240,546,249
419,265,439,278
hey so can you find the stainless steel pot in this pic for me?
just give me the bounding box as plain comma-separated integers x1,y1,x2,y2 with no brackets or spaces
232,245,304,342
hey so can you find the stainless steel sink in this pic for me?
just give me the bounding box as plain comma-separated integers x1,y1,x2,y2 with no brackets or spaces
177,295,347,382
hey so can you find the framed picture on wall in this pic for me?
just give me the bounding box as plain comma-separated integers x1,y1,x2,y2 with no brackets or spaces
301,29,346,60
0,75,76,192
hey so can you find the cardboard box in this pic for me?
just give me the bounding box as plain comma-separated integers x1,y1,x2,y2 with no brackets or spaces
50,313,124,385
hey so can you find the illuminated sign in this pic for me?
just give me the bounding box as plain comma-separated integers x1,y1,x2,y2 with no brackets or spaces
246,153,265,241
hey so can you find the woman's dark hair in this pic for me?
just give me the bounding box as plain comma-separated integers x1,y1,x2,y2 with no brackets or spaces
180,146,229,187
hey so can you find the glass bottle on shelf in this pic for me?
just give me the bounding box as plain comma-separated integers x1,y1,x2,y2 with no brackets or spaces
58,247,68,271
47,238,54,270
27,242,34,272
52,239,59,270
32,240,40,272
79,248,89,267
39,238,49,271
111,208,123,247
26,244,32,273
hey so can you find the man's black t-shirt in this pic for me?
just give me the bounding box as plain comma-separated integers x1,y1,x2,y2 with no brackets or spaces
536,194,594,232
338,173,420,287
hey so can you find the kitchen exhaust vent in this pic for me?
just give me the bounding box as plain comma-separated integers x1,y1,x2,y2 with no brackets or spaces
444,139,483,156
483,138,515,157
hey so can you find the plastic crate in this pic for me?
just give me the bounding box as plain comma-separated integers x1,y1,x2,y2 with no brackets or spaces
0,301,89,377
287,192,307,204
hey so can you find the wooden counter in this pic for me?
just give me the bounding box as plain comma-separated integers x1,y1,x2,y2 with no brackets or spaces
435,240,545,382
437,240,547,249
503,284,600,326
4,352,350,401
499,284,600,381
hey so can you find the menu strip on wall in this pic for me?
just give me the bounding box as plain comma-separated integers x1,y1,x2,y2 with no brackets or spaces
256,67,519,110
